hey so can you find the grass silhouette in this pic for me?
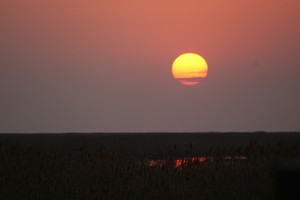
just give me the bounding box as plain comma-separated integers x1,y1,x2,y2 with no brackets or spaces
1,137,300,199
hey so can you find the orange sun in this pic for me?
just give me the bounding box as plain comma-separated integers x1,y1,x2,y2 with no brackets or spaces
172,53,208,85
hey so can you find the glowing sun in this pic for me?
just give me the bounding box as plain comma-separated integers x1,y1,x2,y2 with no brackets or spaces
172,53,208,85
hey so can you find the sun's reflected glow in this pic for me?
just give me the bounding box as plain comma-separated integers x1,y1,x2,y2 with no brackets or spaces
148,156,248,168
174,157,206,168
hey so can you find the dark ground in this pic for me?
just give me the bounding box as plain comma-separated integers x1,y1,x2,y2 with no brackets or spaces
1,132,300,157
1,132,300,200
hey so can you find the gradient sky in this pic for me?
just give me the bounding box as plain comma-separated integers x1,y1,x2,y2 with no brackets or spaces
1,0,299,133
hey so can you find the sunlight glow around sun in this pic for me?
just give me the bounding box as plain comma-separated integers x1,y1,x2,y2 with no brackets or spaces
172,53,208,85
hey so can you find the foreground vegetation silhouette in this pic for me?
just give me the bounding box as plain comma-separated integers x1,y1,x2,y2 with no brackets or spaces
1,140,300,200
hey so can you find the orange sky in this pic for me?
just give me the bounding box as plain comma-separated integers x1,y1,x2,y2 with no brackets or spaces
0,0,299,132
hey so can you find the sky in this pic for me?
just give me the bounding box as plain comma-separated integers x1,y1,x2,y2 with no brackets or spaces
0,0,299,133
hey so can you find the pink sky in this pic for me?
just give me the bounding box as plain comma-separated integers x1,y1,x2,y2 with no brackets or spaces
0,0,299,132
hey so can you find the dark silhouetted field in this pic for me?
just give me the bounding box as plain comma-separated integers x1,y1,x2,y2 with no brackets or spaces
1,132,300,157
1,132,300,199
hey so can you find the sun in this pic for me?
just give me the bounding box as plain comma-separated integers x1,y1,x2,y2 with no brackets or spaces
172,53,208,85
